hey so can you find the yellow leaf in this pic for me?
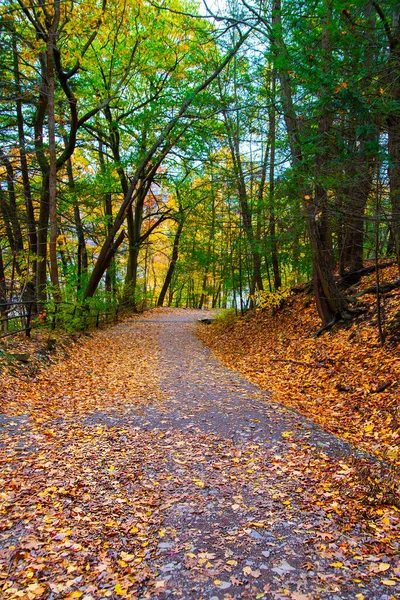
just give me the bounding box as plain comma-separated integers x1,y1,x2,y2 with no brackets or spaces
120,551,136,562
281,431,293,438
114,583,128,596
364,423,374,433
381,579,397,586
355,595,365,600
214,579,222,585
243,566,252,575
117,560,127,568
378,563,391,572
193,480,205,487
330,561,343,568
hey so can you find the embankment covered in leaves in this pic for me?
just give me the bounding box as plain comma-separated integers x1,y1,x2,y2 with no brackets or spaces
198,266,400,471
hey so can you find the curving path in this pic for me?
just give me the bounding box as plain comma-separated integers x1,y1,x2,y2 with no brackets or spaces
86,309,398,600
1,308,398,600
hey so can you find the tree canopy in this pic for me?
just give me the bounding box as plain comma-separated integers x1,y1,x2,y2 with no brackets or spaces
1,0,399,327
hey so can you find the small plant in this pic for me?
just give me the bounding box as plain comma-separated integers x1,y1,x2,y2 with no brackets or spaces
214,308,237,326
253,287,293,311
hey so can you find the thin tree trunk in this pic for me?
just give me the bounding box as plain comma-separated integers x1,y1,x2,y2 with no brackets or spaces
98,141,114,294
65,155,88,293
372,2,400,272
47,8,61,299
268,69,281,289
0,150,24,262
157,218,184,307
13,31,37,287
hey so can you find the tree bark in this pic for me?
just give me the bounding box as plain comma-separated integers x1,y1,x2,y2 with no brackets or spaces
65,155,88,293
0,150,24,262
268,69,281,289
272,0,348,324
372,2,400,272
157,217,184,307
13,31,38,286
47,3,61,300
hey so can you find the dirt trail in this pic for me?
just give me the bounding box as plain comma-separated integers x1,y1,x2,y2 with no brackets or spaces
0,309,399,600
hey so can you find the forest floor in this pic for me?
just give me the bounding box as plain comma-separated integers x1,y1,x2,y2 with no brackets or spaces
0,302,399,599
198,264,400,474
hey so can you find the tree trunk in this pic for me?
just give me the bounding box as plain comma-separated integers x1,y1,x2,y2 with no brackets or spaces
98,141,114,294
47,17,61,299
65,155,88,293
272,0,348,324
13,31,38,286
0,150,24,262
372,3,400,272
268,69,281,289
157,217,184,307
221,100,264,297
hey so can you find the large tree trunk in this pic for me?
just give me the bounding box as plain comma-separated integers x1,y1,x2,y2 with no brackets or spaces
33,49,50,306
272,0,348,324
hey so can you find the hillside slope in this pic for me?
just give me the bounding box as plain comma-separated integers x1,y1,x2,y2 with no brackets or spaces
198,265,400,472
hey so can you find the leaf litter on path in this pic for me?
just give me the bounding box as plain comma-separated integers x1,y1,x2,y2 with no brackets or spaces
0,308,399,599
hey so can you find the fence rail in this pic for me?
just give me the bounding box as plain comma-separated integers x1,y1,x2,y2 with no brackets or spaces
0,300,120,339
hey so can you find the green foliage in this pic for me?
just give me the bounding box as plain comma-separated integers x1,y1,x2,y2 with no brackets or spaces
214,308,237,327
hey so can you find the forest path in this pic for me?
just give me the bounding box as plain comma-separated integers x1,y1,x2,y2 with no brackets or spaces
1,309,399,599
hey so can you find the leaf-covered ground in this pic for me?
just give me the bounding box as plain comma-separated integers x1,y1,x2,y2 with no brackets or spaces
0,308,399,599
198,266,400,472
